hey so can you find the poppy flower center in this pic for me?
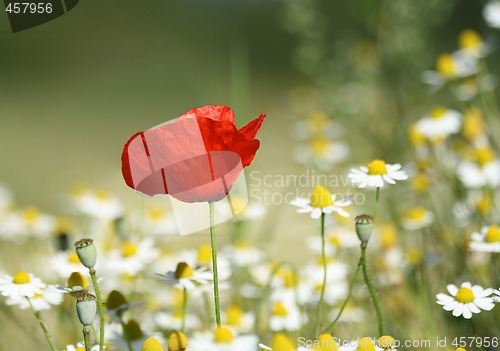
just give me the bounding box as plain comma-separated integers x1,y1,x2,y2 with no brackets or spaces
431,107,447,119
367,160,388,175
226,305,243,326
67,272,89,289
271,333,296,351
141,337,163,351
407,207,427,221
436,54,457,78
456,287,475,303
174,262,194,280
68,252,81,264
214,326,234,343
310,185,334,208
357,337,376,351
475,147,495,167
196,245,212,266
168,331,188,351
486,226,500,243
13,271,30,284
121,242,138,257
272,302,288,316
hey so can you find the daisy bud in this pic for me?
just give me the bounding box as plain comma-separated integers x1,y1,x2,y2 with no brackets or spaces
168,331,188,351
125,320,144,342
76,292,97,326
74,238,97,269
106,290,128,316
355,214,374,243
142,337,164,351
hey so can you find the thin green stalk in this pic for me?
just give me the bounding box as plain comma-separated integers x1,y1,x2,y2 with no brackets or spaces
90,269,105,350
27,297,58,351
468,318,477,337
361,244,384,336
181,287,188,332
322,255,362,334
208,201,221,327
373,187,380,219
83,327,91,351
314,213,327,338
120,317,133,351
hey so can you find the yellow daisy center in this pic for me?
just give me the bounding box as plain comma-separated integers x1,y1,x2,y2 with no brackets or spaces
23,207,40,224
463,109,484,141
459,29,483,50
318,334,339,351
226,305,243,326
475,147,495,167
436,54,457,78
328,235,341,246
67,272,89,289
431,107,447,119
476,196,492,215
367,160,388,175
174,262,194,280
377,336,396,349
95,190,110,202
13,271,30,284
121,242,138,257
148,207,165,221
310,137,330,156
456,348,467,351
271,333,296,351
407,250,423,265
228,195,247,215
68,252,81,264
196,245,212,266
214,326,234,343
235,241,251,249
407,207,427,221
307,113,329,132
76,348,85,351
279,269,296,288
357,337,376,351
456,287,475,303
409,125,426,148
142,337,164,351
310,185,334,208
272,302,288,316
381,224,398,249
486,226,500,243
167,331,188,351
411,173,430,192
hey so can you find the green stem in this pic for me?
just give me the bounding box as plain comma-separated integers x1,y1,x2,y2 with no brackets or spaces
209,201,221,328
181,287,188,332
373,187,380,219
314,213,327,338
361,244,384,336
468,318,477,337
83,327,91,351
90,269,105,351
26,298,58,351
322,255,362,334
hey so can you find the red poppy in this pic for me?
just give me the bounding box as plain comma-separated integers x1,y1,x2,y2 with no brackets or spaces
121,105,266,203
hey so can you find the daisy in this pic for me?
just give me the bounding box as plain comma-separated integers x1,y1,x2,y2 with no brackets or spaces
269,300,303,332
414,107,462,142
74,188,123,220
484,1,500,28
259,333,298,351
0,211,24,241
216,195,266,222
6,285,63,311
462,108,488,145
0,183,13,212
457,29,488,59
63,343,100,351
139,204,178,236
307,226,359,255
221,241,265,268
57,272,94,296
108,319,164,351
17,206,56,238
493,289,500,302
156,262,212,290
293,113,344,140
221,305,255,333
49,251,89,278
422,52,478,88
0,271,46,299
189,327,258,351
436,282,495,319
293,137,350,171
291,185,351,219
349,160,408,188
106,238,160,276
401,206,434,230
336,337,383,351
457,147,500,189
154,310,201,331
469,225,500,253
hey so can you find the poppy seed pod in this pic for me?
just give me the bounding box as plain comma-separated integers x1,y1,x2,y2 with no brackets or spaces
74,238,97,269
76,292,97,326
355,214,374,243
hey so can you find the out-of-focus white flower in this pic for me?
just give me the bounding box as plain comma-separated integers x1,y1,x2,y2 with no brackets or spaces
17,207,56,238
401,206,434,230
293,113,344,140
422,52,478,88
0,184,13,212
0,271,45,299
436,282,495,319
221,305,255,333
190,327,258,351
108,320,164,351
157,262,212,290
349,160,408,188
269,300,303,332
457,147,500,189
6,285,63,311
307,226,359,255
217,195,266,222
49,251,89,278
339,338,384,351
414,107,462,142
457,29,489,59
74,189,123,220
153,310,201,332
293,137,350,170
63,343,100,351
258,333,299,351
106,238,160,276
470,225,500,253
292,185,351,219
0,211,24,241
484,1,500,28
221,242,265,268
140,204,178,235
